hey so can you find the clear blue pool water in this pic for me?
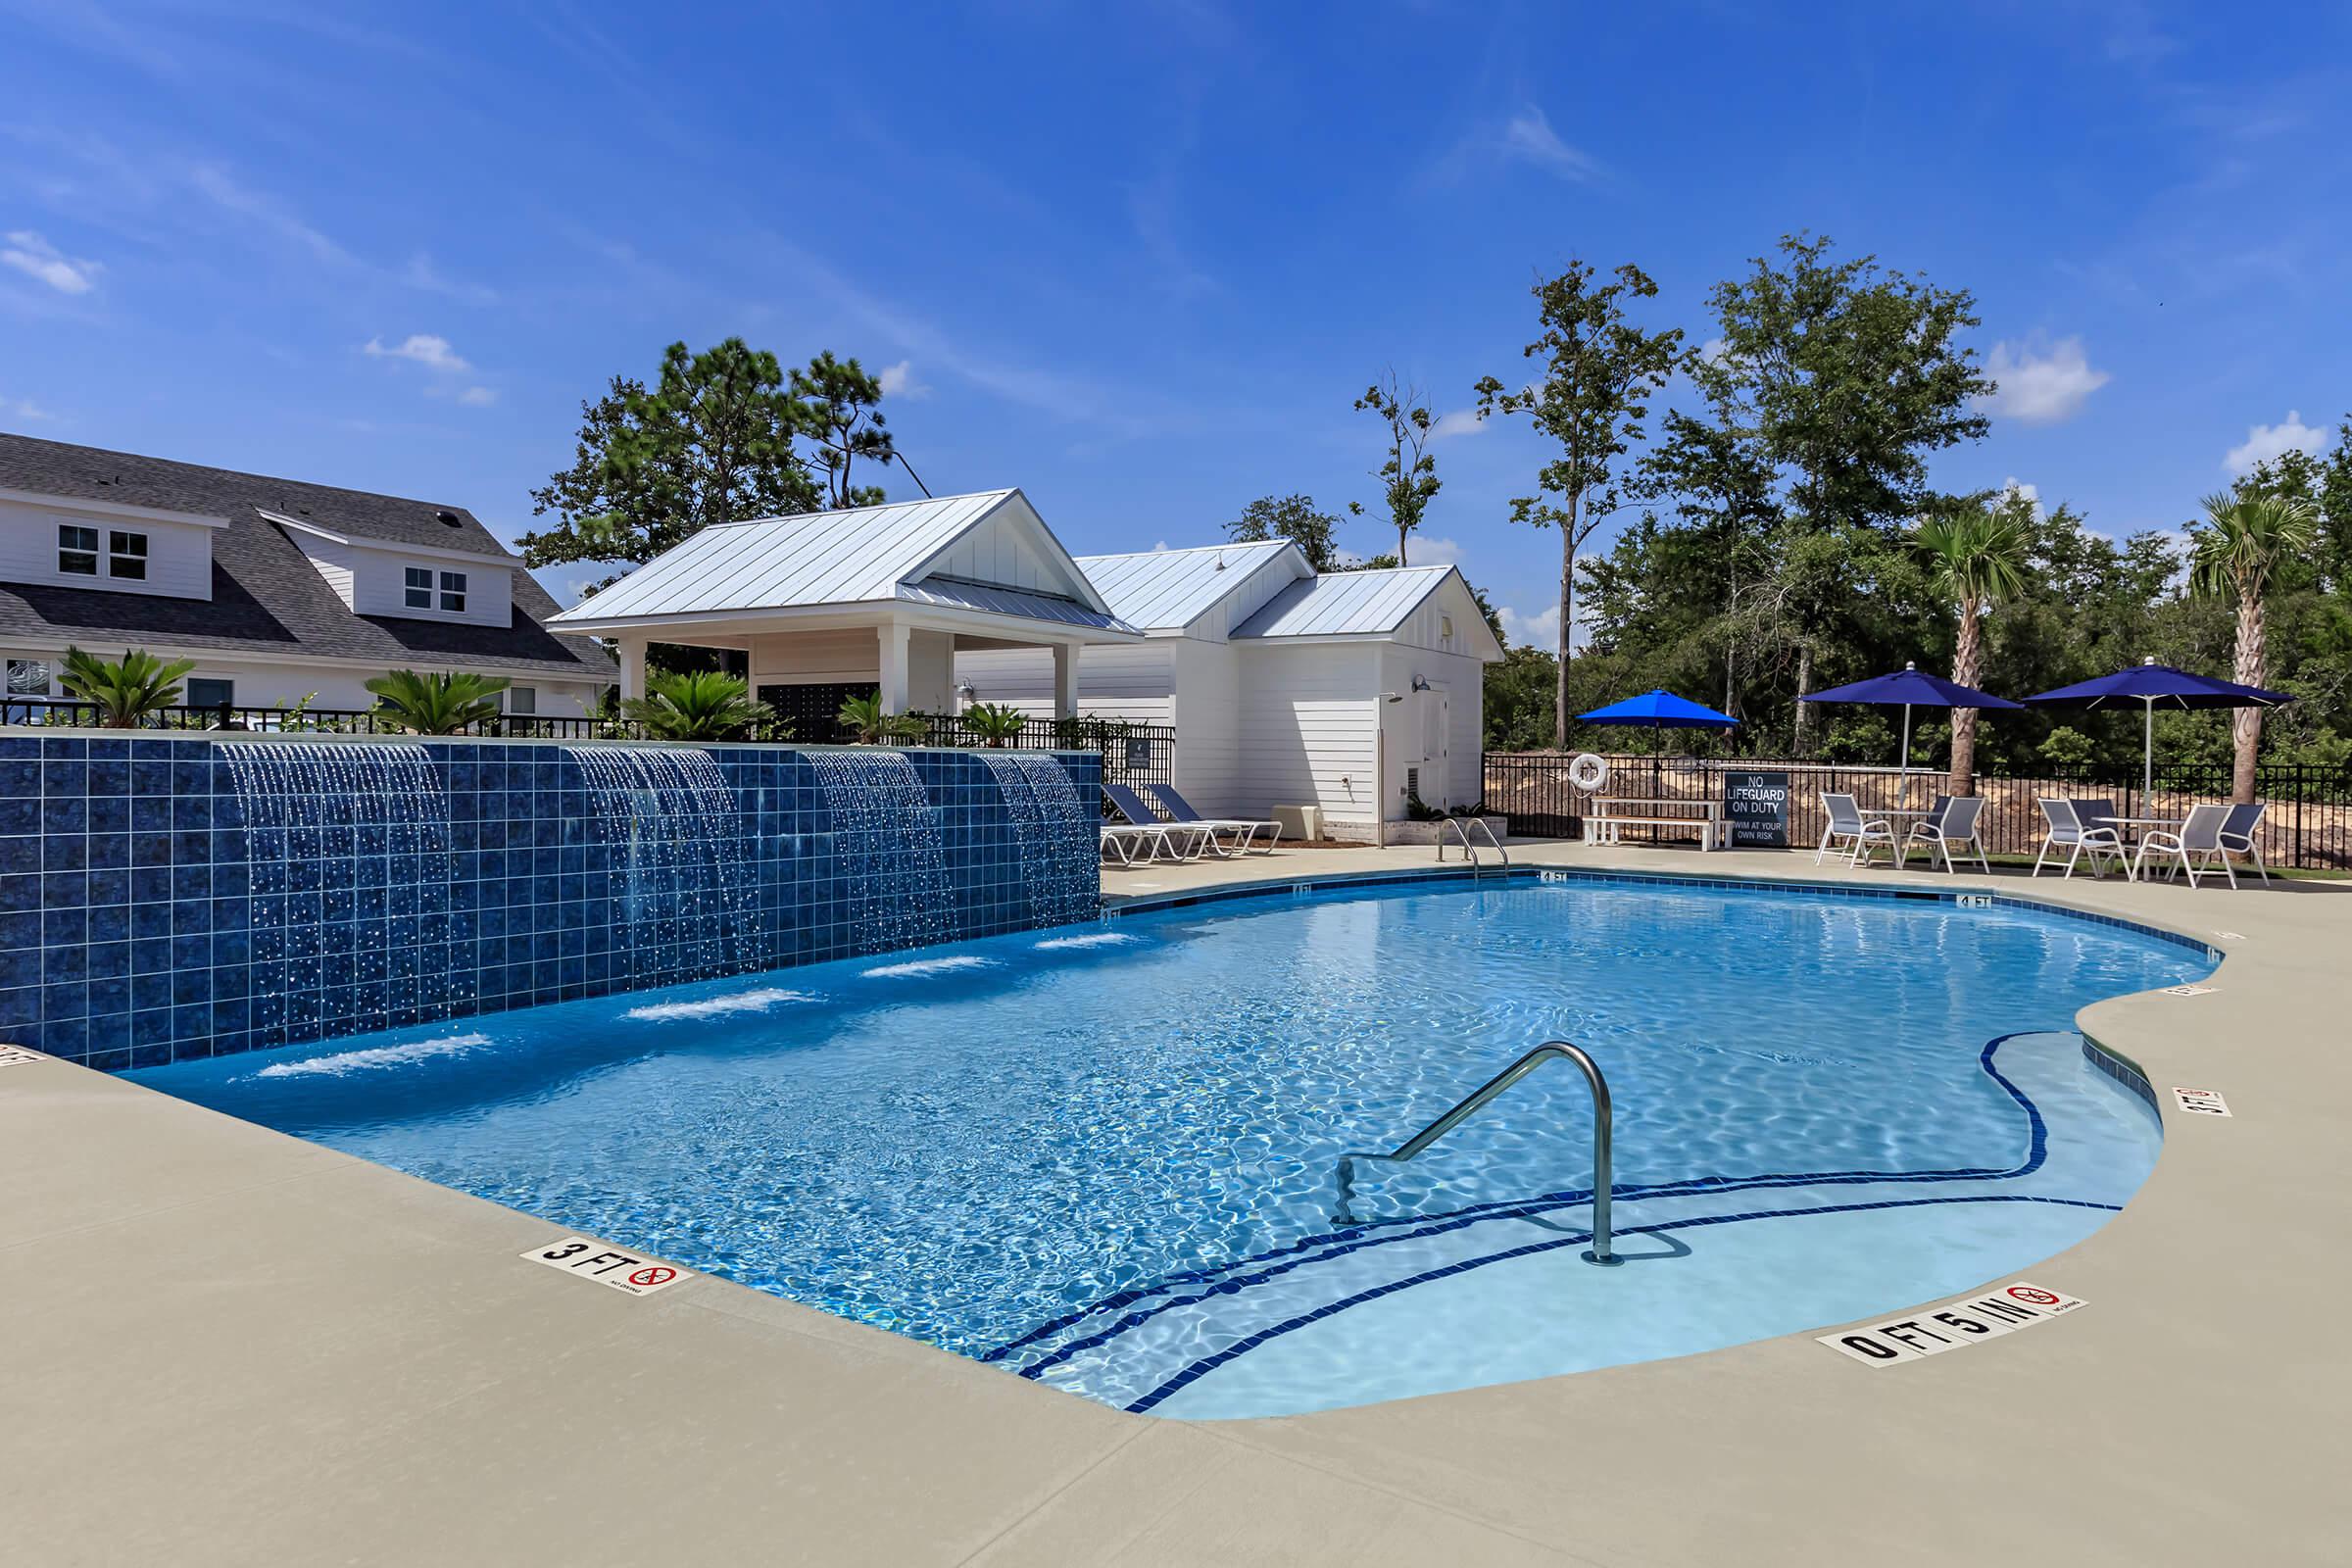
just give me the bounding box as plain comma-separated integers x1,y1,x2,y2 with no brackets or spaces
129,874,2206,1417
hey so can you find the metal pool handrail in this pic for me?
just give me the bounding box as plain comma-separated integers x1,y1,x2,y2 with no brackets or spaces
1436,815,1508,871
1335,1041,1619,1265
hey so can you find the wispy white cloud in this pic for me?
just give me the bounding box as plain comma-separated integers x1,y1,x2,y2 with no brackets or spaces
457,386,497,407
2225,409,2328,474
876,360,930,399
1407,535,1465,567
1,230,102,295
364,334,470,372
1979,336,2110,424
2,394,56,423
403,252,497,305
1497,107,1604,183
190,164,353,266
1429,408,1486,439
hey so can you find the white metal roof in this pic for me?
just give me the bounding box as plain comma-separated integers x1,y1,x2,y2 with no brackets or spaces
1073,540,1300,632
1231,565,1456,639
550,489,1130,632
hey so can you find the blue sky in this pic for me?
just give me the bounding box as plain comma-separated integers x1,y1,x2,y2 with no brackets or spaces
4,2,2348,649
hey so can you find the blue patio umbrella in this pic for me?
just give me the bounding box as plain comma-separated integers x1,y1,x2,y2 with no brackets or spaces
1577,689,1740,730
2026,657,2292,798
1799,662,2023,801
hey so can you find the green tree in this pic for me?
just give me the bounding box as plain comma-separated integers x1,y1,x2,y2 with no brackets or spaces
364,670,511,735
622,669,770,741
60,647,195,728
1913,502,2030,795
1634,232,1991,751
2191,489,2321,800
522,338,822,580
1224,493,1342,571
1348,372,1440,565
1476,260,1686,748
789,351,896,510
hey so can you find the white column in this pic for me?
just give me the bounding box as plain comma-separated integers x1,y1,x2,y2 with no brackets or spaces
877,620,912,713
614,635,648,702
1052,640,1079,720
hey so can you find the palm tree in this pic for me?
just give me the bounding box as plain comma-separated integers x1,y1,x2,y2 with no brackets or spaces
961,702,1028,747
622,670,770,741
1913,508,2030,796
836,692,924,745
60,647,196,727
2192,490,2320,801
363,669,511,735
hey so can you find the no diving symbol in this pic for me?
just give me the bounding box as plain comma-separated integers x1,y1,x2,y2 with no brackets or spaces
628,1266,677,1289
2005,1286,2061,1306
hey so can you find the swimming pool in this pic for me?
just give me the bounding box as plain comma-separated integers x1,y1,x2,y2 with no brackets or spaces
129,871,2207,1417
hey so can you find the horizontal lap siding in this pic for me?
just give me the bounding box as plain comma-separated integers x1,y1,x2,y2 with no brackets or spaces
1172,639,1242,815
1237,644,1376,828
954,643,1175,723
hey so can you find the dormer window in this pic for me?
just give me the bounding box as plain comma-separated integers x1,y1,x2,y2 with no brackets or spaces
58,524,99,575
109,530,148,580
405,566,432,609
439,570,467,612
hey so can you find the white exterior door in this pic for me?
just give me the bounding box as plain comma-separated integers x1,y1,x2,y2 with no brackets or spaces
1420,685,1449,809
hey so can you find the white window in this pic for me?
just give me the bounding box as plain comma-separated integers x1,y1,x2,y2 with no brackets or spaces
58,524,98,576
439,570,466,613
7,659,52,696
108,530,149,580
506,686,536,715
187,677,234,710
405,566,432,609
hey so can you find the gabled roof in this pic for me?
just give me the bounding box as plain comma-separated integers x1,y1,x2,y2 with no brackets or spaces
0,432,609,680
550,489,1132,633
1074,540,1301,633
1232,565,1457,639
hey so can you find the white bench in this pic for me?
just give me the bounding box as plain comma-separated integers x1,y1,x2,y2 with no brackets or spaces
1581,797,1727,852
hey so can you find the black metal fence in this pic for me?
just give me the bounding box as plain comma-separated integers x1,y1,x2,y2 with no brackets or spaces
4,700,1178,791
1484,752,2352,871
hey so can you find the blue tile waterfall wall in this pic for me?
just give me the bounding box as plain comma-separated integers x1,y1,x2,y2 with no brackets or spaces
0,735,1102,1070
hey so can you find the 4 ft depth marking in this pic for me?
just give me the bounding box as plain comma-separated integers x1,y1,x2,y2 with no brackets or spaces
523,1237,694,1296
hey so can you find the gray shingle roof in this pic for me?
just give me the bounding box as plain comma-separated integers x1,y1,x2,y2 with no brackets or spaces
0,432,609,680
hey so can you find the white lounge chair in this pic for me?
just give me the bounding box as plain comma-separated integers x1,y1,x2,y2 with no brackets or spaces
1908,795,1989,874
1143,783,1283,856
2218,802,2271,884
1816,792,1896,866
2134,804,2239,888
1100,824,1166,865
2033,798,2128,880
1101,784,1211,862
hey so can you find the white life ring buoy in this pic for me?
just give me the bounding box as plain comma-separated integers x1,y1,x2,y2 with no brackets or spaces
1568,752,1609,792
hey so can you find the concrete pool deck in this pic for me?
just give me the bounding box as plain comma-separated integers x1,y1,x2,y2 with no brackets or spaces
4,840,2347,1565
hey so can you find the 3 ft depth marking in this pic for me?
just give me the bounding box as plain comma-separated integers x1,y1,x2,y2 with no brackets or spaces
523,1237,694,1296
1819,1281,2087,1366
0,1045,45,1069
2171,1086,2232,1117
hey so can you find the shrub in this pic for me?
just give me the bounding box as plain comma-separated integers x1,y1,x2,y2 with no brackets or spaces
61,646,196,728
623,670,772,741
364,669,510,735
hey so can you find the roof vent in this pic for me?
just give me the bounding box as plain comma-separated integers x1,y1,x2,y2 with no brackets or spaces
1213,554,1226,570
435,509,462,527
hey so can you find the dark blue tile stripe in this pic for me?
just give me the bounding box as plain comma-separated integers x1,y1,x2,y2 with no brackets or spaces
1122,1192,2123,1414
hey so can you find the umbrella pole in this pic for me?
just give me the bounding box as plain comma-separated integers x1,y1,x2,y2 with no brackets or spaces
2143,701,2153,806
1899,704,1913,808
